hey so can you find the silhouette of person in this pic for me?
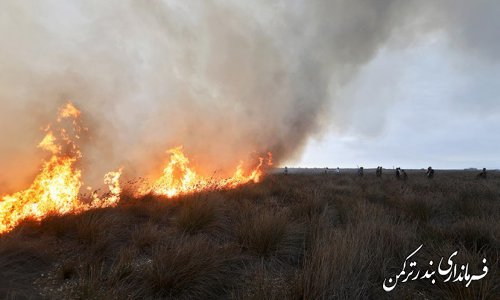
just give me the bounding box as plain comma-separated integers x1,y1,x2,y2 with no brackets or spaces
478,168,487,179
426,167,434,179
402,169,408,181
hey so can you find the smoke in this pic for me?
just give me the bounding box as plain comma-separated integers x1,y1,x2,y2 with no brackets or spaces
0,0,498,189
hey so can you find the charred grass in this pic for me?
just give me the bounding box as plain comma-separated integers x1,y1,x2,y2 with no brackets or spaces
0,171,499,299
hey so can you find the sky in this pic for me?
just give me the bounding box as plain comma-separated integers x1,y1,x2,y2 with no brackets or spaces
295,32,500,169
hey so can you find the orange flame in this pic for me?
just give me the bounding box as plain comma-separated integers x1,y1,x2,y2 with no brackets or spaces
0,102,272,233
0,155,82,233
267,152,273,167
0,102,122,234
91,168,123,208
138,146,269,198
57,102,81,121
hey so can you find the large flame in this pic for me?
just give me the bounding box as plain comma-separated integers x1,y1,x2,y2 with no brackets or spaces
0,103,271,234
137,146,269,198
0,103,122,234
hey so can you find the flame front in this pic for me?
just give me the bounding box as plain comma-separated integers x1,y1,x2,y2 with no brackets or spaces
138,146,269,198
0,103,271,234
0,156,82,233
0,103,122,234
149,147,202,197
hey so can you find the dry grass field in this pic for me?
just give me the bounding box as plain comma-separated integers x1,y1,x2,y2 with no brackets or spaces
1,170,499,299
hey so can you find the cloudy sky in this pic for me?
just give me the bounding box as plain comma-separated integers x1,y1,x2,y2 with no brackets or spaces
296,31,500,169
1,0,499,191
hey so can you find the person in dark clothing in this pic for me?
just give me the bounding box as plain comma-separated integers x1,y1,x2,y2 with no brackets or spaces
284,166,288,175
401,169,408,181
395,167,401,179
358,167,364,177
478,168,487,179
376,166,382,177
426,166,434,179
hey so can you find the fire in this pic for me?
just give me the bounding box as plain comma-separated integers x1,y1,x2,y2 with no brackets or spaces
0,102,122,234
38,131,61,154
0,155,82,233
138,146,269,198
267,152,273,167
0,102,272,234
145,146,203,197
91,168,124,208
57,102,81,121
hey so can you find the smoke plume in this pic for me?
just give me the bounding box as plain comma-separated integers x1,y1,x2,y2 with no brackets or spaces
0,0,498,189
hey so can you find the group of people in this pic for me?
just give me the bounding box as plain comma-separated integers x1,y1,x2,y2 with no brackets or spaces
395,167,408,180
283,166,490,179
351,166,414,180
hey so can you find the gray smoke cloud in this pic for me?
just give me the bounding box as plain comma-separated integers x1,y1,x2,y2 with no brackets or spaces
0,0,498,190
